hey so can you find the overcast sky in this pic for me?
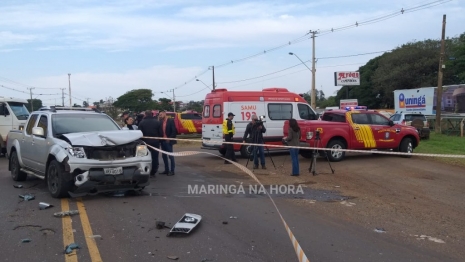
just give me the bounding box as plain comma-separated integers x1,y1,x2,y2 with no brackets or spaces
0,0,463,107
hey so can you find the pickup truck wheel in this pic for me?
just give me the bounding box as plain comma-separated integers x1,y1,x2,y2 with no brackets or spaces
10,151,27,181
399,138,413,158
240,145,251,158
219,148,226,156
326,140,346,162
47,160,72,198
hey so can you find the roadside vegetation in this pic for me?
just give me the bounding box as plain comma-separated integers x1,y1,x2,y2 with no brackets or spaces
416,133,465,166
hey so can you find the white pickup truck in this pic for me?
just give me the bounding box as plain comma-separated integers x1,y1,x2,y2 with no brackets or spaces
6,107,153,198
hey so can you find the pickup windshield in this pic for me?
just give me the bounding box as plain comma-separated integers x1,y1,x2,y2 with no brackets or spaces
7,102,30,120
52,114,120,136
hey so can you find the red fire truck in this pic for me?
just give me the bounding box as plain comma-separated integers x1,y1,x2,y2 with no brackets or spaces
283,106,420,161
201,87,318,157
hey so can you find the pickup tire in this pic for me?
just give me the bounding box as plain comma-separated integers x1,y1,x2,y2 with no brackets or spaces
399,138,413,158
47,160,73,198
240,145,251,158
10,151,27,181
326,139,346,162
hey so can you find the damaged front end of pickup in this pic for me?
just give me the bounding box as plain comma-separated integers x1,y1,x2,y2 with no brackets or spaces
58,130,152,197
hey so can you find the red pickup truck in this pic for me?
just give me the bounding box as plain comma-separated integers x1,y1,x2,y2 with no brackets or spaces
283,107,420,161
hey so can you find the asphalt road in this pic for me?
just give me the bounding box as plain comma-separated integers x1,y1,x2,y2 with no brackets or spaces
0,151,457,262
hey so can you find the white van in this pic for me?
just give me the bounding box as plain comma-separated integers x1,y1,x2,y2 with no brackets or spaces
0,97,30,155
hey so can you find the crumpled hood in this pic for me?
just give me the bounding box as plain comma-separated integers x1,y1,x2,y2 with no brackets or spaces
62,130,143,147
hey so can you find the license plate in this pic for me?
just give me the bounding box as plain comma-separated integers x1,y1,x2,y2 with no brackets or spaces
103,167,123,175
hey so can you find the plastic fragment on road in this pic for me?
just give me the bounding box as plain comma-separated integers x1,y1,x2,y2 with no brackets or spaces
374,228,386,233
21,239,31,243
229,216,237,219
54,210,79,217
156,221,170,230
167,256,179,260
13,185,23,188
88,235,102,239
167,213,202,237
39,202,54,210
64,243,80,254
19,194,35,201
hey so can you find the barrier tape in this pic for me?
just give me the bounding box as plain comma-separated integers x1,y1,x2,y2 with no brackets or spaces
145,144,311,262
143,136,465,159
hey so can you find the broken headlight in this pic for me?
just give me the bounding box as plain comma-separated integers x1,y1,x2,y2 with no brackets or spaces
136,145,148,157
68,147,86,158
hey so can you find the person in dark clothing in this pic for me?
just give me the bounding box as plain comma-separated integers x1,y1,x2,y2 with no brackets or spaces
135,113,144,125
138,110,163,177
222,112,237,164
243,114,266,169
159,111,177,176
125,116,138,130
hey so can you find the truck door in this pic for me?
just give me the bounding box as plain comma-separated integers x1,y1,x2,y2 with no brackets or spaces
347,112,377,149
21,114,39,169
369,113,397,149
231,102,265,142
29,114,49,173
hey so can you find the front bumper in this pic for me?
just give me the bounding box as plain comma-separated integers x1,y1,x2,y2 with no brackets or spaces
65,155,152,197
69,166,150,197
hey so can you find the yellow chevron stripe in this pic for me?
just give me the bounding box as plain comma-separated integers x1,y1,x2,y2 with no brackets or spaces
347,112,377,148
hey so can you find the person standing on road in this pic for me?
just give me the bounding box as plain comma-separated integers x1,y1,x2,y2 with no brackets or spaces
222,112,237,164
243,114,266,169
138,110,163,177
283,118,301,176
159,111,177,176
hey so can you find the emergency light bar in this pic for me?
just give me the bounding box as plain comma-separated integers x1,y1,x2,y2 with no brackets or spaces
345,106,367,111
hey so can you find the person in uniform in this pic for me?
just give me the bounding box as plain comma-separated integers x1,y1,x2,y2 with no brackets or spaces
222,112,237,164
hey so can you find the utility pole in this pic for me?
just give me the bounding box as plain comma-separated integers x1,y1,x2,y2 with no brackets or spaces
211,66,216,90
172,89,176,112
27,87,35,111
310,30,317,109
435,14,446,134
60,88,65,106
68,73,72,108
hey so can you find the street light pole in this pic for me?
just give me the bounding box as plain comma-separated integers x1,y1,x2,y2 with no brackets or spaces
68,73,72,107
289,51,315,108
310,30,317,110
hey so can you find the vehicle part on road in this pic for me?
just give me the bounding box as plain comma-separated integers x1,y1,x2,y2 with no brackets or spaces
229,216,237,219
88,235,102,239
21,239,31,243
19,194,35,201
167,213,202,237
222,221,228,224
156,221,170,230
54,210,79,217
374,228,386,233
13,184,23,188
167,256,179,260
39,202,53,210
64,243,80,254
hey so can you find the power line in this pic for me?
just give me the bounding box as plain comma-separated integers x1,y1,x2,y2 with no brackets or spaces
176,87,210,98
0,84,61,95
0,76,64,89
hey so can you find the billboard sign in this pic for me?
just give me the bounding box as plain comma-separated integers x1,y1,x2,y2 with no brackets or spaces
394,87,434,113
340,99,358,109
334,71,360,86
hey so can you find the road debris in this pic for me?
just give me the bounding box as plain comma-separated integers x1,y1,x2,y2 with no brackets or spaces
222,221,228,225
88,235,102,239
167,213,202,237
340,201,356,207
229,216,237,219
21,239,31,243
374,228,386,233
19,194,35,201
39,202,53,210
13,185,23,188
54,210,79,217
156,221,170,230
64,243,80,254
414,234,446,243
167,256,179,260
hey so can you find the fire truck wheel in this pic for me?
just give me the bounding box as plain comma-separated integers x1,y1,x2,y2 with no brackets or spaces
326,139,346,162
219,148,226,156
399,137,413,158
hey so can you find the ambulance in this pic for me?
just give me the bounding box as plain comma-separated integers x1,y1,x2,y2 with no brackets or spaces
201,88,318,157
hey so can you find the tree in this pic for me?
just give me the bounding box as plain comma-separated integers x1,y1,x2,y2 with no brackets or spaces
157,98,173,111
73,103,82,107
113,89,154,112
27,99,42,111
83,101,89,107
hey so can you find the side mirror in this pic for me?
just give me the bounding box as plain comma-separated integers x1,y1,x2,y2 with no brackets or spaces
388,120,394,126
32,127,45,137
